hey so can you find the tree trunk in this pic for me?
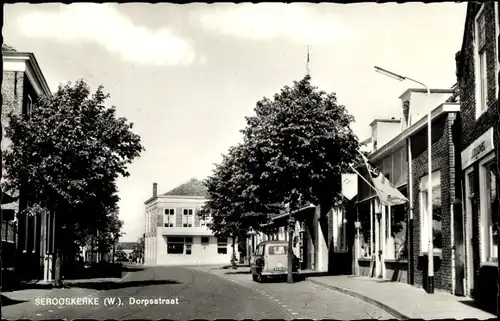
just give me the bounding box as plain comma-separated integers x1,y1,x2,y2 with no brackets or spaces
53,214,63,287
231,235,237,269
112,242,116,263
287,211,294,284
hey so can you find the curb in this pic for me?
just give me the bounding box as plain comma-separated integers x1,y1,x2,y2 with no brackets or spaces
307,279,410,320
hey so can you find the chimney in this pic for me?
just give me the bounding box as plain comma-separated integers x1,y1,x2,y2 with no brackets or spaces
153,183,158,198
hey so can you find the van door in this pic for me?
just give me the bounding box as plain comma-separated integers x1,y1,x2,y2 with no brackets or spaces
251,244,264,274
265,244,288,273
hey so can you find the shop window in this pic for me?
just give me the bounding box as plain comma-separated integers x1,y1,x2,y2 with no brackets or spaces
419,171,442,253
217,237,228,254
390,197,408,261
482,161,498,262
357,200,372,258
201,237,209,245
167,236,184,254
334,208,348,252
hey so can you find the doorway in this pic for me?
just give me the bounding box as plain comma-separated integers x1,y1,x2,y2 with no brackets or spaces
464,168,479,297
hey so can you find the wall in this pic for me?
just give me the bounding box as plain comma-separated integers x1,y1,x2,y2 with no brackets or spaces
459,2,499,151
373,120,402,149
155,235,234,265
1,70,25,154
404,91,453,127
409,112,458,292
457,2,499,303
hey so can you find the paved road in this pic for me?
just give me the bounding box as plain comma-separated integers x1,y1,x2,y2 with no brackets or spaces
192,266,395,320
2,265,394,320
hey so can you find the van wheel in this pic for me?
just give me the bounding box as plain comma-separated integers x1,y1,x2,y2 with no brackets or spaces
256,272,265,283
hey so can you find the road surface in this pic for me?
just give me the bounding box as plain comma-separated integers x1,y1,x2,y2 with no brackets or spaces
2,265,394,320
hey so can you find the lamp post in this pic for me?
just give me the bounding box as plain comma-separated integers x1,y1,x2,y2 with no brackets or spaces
374,66,434,293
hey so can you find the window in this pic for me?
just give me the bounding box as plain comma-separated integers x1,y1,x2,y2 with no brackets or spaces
164,209,175,227
268,245,287,255
334,208,348,252
419,171,442,253
201,237,209,245
256,244,265,255
217,237,228,254
185,237,192,255
167,237,184,254
481,161,498,262
182,209,194,227
200,210,208,227
475,6,488,117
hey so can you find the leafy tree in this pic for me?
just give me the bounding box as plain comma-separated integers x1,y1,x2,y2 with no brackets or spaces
3,79,144,284
2,43,17,52
133,235,145,263
95,210,124,263
201,143,282,266
241,75,361,282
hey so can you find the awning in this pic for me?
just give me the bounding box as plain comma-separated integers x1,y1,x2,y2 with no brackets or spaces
1,193,18,205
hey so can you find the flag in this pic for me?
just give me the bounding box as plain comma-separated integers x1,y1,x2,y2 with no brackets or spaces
359,152,408,206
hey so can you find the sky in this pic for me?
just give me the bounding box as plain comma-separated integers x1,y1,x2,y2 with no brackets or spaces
3,3,466,242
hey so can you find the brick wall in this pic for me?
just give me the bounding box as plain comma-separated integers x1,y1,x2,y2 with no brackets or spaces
456,2,499,299
409,112,458,291
459,2,498,150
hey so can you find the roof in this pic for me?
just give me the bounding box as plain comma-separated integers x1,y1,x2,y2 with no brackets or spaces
2,50,52,96
163,178,208,197
355,102,460,167
258,240,288,245
369,118,400,127
398,88,454,100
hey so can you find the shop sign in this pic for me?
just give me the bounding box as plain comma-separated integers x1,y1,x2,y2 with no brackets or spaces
461,127,494,169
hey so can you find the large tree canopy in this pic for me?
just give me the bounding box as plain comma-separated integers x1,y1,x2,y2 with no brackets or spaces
241,75,361,210
3,79,144,235
201,143,281,239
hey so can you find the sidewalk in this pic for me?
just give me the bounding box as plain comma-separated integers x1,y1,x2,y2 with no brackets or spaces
307,275,496,320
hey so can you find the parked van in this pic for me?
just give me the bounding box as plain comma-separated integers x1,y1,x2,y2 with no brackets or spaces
250,240,299,282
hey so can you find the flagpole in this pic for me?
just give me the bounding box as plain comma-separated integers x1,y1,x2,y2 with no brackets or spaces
350,164,377,192
306,45,311,76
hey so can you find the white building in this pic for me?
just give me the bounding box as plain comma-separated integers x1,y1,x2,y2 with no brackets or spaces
144,181,237,266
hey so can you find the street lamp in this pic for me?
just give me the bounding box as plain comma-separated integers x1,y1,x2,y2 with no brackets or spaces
374,66,434,294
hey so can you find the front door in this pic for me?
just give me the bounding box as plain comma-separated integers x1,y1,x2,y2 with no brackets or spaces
453,199,465,296
464,169,478,297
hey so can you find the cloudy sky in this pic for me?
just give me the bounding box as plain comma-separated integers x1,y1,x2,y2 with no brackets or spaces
3,3,466,242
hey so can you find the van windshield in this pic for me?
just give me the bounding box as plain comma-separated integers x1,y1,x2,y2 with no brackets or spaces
268,245,287,255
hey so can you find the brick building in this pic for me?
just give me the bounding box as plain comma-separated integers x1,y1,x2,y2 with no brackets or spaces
455,2,499,312
354,88,462,294
1,49,53,282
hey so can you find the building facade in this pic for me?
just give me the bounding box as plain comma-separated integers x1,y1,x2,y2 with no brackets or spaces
246,174,357,275
355,88,463,294
1,49,53,282
456,2,499,311
144,183,236,266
